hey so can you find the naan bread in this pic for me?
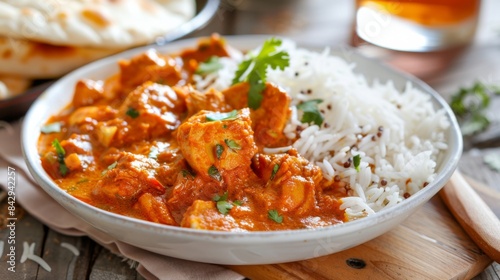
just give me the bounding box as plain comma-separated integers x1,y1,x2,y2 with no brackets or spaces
0,75,31,99
0,36,121,78
0,0,196,48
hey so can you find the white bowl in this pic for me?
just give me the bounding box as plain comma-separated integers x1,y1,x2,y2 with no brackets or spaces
22,35,462,265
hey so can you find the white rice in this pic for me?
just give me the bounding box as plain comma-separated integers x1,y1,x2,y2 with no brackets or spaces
194,40,449,221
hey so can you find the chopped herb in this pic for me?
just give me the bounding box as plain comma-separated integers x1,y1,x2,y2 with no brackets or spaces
148,147,159,159
296,99,324,126
213,191,228,202
101,161,118,176
233,200,243,206
41,122,62,134
126,107,140,118
77,178,89,184
206,110,238,122
268,209,283,223
484,153,500,172
224,139,241,151
195,56,223,75
181,169,195,178
52,139,68,176
353,154,361,172
213,192,241,214
270,164,279,180
450,82,500,136
215,144,224,159
232,38,290,109
216,201,233,215
208,165,222,181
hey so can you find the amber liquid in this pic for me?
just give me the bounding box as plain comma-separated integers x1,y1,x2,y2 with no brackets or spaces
352,0,481,79
357,0,480,26
354,0,480,52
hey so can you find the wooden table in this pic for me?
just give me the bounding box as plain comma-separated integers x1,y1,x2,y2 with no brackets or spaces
1,0,499,279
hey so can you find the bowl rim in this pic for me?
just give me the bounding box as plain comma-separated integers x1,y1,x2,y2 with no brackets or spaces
21,34,463,242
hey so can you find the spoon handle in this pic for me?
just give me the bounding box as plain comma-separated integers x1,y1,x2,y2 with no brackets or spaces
440,171,500,263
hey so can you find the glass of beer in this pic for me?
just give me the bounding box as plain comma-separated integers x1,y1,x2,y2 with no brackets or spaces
354,0,481,52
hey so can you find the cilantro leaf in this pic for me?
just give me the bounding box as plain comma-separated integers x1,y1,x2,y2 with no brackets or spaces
208,165,222,181
181,169,195,179
213,191,239,215
215,144,224,160
270,164,279,180
268,209,283,223
101,161,118,176
449,82,499,135
206,110,238,122
196,56,223,75
126,107,140,118
52,139,69,176
224,139,241,151
232,38,290,109
296,99,324,126
353,154,361,172
216,201,233,215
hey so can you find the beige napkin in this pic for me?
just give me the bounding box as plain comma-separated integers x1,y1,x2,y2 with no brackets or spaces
0,120,243,280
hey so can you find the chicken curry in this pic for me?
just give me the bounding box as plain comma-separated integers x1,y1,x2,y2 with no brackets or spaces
38,35,347,231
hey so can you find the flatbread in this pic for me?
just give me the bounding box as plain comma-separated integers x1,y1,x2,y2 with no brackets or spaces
0,36,122,78
0,75,31,99
0,0,196,48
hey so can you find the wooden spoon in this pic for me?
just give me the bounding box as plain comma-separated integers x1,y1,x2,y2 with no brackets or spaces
440,171,500,263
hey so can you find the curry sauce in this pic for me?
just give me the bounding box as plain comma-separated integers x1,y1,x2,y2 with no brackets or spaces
38,35,347,231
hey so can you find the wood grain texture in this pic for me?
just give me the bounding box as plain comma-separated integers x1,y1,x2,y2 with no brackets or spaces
440,172,500,263
228,195,493,280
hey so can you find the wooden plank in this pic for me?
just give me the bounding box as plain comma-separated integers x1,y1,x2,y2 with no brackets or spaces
228,196,493,280
36,229,94,279
0,203,45,280
89,245,142,280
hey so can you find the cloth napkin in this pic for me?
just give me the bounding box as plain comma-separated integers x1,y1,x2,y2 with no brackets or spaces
0,120,244,280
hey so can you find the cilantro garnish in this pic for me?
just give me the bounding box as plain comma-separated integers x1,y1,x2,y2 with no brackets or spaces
268,209,283,223
450,82,500,136
126,107,140,118
270,164,279,180
232,38,290,109
41,122,62,134
353,154,361,172
206,110,238,122
224,139,241,151
213,191,240,215
52,139,68,176
296,99,324,126
101,161,118,176
208,165,222,181
215,144,224,160
181,169,195,179
196,56,223,75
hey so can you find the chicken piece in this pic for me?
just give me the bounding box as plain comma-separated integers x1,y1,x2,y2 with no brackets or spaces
180,200,241,230
184,87,232,117
180,33,232,71
167,173,224,224
222,82,291,148
251,150,322,214
68,105,117,125
72,79,104,108
92,153,164,210
119,49,182,93
176,108,257,180
135,193,176,225
109,82,186,147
